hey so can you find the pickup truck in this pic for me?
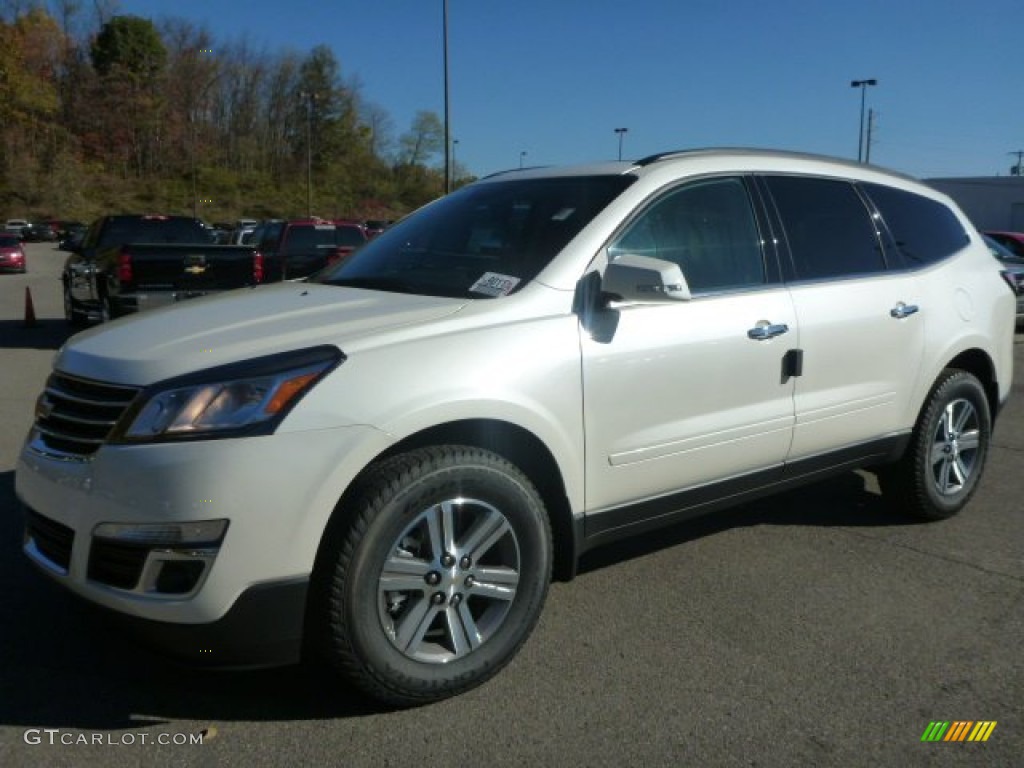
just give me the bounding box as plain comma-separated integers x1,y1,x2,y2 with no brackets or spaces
62,215,264,325
254,218,367,282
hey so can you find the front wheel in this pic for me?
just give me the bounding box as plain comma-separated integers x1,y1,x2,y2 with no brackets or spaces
316,446,553,706
879,369,991,520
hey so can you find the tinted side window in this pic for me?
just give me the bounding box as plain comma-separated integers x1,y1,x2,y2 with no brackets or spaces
609,177,765,293
766,176,884,280
862,183,969,267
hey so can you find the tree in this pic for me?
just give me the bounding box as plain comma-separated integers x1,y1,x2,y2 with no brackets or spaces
91,14,166,81
89,15,168,176
0,6,448,222
399,110,443,167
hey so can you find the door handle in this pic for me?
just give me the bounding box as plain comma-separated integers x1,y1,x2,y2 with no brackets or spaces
747,323,789,341
890,302,919,319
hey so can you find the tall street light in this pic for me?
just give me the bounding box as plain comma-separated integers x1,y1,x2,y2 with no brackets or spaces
301,91,317,217
850,79,877,163
190,72,222,219
443,0,451,194
452,138,459,186
614,127,628,161
304,92,312,217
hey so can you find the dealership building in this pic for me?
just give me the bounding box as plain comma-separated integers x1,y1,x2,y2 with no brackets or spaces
927,176,1024,232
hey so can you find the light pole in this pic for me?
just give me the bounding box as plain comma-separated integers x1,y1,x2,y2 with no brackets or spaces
443,0,451,194
519,150,527,169
302,91,314,216
190,112,198,219
190,72,221,219
850,79,877,163
452,138,459,186
614,127,628,161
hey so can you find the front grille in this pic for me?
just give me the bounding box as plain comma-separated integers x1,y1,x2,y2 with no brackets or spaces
33,373,140,457
24,509,74,571
88,538,149,590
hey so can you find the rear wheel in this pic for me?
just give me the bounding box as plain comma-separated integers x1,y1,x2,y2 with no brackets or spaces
315,445,552,706
879,369,991,520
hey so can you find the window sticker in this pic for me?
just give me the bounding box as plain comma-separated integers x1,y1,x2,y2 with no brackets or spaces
470,272,521,297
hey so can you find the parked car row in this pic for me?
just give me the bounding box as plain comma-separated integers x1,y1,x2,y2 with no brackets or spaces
57,214,377,322
4,218,85,243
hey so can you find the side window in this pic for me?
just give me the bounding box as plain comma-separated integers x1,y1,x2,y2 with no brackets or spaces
765,176,885,280
608,177,765,293
861,183,968,267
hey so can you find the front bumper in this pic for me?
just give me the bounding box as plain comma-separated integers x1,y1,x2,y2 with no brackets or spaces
104,576,310,667
15,424,392,658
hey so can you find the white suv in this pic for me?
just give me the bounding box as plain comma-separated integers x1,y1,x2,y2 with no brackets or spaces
16,149,1017,705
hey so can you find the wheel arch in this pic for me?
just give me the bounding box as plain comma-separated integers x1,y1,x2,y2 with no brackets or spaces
943,347,1001,425
311,418,579,594
383,419,579,582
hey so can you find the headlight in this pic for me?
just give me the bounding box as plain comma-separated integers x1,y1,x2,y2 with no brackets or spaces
119,346,343,442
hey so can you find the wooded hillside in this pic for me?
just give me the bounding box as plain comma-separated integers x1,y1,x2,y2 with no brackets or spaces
0,3,458,224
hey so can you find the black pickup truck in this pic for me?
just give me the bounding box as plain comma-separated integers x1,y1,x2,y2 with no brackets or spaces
62,215,264,325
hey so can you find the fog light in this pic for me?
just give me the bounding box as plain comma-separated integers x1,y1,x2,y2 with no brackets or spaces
154,560,207,594
89,520,228,597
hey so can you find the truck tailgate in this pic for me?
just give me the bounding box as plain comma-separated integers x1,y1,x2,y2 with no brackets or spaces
124,244,259,292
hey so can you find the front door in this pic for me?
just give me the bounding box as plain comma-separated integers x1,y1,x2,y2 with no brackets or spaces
581,176,798,538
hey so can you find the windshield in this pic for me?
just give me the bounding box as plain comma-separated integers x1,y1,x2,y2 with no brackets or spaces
314,175,634,298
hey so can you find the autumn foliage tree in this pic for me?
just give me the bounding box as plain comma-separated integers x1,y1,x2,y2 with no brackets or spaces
0,4,455,223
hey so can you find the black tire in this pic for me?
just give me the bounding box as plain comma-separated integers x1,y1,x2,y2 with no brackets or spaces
315,445,552,706
63,282,87,327
879,369,991,520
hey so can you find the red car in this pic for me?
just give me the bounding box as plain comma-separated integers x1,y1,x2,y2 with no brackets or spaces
0,233,26,273
983,231,1024,259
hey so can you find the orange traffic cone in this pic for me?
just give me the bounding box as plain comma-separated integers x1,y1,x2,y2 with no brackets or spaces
23,286,37,328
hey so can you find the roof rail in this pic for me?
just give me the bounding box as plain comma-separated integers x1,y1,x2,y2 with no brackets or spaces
634,150,700,166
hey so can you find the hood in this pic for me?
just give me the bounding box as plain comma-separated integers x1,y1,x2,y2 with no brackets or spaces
56,283,467,385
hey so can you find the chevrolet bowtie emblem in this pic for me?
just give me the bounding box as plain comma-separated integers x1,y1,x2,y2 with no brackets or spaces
184,264,207,275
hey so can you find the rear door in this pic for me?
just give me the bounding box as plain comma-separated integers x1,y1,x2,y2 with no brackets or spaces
760,175,926,462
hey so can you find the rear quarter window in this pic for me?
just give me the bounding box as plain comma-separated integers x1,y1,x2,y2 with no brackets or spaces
862,183,969,267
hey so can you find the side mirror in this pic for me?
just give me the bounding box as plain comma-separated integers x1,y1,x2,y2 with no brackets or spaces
602,254,691,302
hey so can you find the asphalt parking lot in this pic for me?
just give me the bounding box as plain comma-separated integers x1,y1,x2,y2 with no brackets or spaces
0,242,1021,767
